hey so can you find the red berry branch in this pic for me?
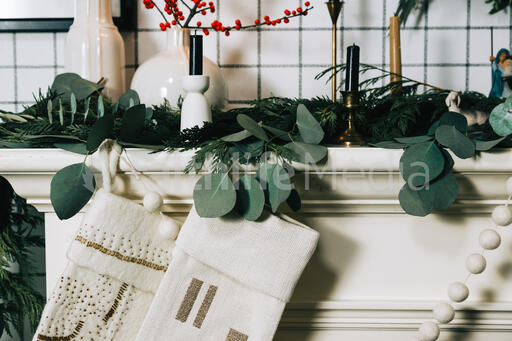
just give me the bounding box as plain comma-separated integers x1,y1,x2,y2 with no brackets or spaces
143,0,313,36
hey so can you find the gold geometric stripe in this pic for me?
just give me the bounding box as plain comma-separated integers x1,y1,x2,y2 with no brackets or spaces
226,328,249,341
103,283,129,323
74,235,167,272
176,278,203,323
37,320,84,341
193,285,218,329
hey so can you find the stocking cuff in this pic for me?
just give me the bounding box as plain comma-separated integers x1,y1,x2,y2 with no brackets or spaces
67,189,175,293
176,208,319,302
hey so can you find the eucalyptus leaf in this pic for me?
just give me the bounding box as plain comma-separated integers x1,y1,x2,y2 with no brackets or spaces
372,141,407,149
193,173,237,218
237,114,269,141
435,125,476,159
296,104,324,144
70,93,77,124
489,102,512,136
54,143,88,155
400,142,445,187
58,98,64,126
97,95,105,118
47,99,53,124
221,129,253,142
285,142,328,163
235,175,265,221
119,89,140,109
51,73,81,101
394,135,433,144
145,107,153,121
286,189,302,212
262,124,292,141
258,163,292,212
120,104,146,142
112,102,120,116
439,111,468,133
86,113,114,152
71,77,103,101
429,171,459,211
232,140,264,162
474,136,507,151
50,163,96,220
427,121,440,136
398,184,434,217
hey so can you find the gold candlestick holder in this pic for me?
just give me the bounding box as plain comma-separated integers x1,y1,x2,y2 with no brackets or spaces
326,1,343,103
336,91,365,147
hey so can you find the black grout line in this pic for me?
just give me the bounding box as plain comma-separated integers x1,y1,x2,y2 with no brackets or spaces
257,0,262,100
216,0,220,66
382,0,387,87
424,0,429,90
53,32,58,77
466,0,471,91
12,33,18,112
340,3,344,90
298,0,303,98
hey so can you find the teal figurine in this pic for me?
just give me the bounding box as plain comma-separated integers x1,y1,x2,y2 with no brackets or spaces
489,48,511,98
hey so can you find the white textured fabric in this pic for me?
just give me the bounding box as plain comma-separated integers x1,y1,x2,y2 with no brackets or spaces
33,189,177,341
136,208,319,341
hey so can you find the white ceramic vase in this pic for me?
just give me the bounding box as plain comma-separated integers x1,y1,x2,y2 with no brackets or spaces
130,28,228,109
65,0,126,101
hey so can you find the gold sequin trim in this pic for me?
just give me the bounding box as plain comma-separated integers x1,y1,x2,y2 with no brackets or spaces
176,278,203,323
193,285,217,328
37,321,84,341
226,328,249,341
103,283,129,323
74,236,167,272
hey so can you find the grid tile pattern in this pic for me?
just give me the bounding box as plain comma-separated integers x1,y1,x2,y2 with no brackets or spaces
0,0,511,112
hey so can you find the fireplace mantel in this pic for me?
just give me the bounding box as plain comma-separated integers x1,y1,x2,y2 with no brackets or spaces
1,147,512,341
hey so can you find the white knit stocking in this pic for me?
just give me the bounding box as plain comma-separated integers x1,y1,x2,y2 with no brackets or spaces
136,208,319,341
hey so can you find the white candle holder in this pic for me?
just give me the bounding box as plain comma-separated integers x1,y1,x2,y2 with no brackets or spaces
180,75,212,131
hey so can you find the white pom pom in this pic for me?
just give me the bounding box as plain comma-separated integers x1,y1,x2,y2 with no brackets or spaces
419,321,440,341
448,282,469,303
465,253,487,274
433,302,455,324
506,177,512,197
492,206,512,226
479,229,501,250
159,218,179,240
143,191,163,213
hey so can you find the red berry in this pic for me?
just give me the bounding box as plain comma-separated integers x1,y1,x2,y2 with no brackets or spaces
197,21,202,26
305,1,310,6
201,10,207,15
264,15,270,20
284,18,290,23
165,21,171,27
292,10,296,15
225,31,230,36
297,7,302,13
172,19,177,25
203,28,209,35
235,19,241,25
254,19,260,25
276,18,281,23
271,20,276,25
284,9,291,16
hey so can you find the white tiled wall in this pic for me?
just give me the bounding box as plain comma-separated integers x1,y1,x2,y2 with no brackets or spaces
0,0,511,112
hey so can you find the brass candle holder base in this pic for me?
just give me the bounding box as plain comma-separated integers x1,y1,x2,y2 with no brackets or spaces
335,91,365,147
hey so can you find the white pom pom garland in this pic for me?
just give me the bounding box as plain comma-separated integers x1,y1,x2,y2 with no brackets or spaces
448,282,469,303
159,218,180,240
492,206,512,226
433,302,455,324
465,253,486,274
419,321,440,341
143,191,163,213
479,229,501,250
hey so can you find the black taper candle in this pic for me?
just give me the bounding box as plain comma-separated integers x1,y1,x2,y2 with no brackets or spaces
345,44,360,91
189,34,203,75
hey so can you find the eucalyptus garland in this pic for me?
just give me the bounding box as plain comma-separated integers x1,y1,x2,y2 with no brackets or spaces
0,69,509,219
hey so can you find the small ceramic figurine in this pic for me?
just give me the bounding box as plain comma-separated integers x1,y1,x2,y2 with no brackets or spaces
489,48,511,98
446,91,489,126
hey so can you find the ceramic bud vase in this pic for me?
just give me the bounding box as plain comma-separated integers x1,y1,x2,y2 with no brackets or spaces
180,75,212,131
130,28,228,109
65,0,126,101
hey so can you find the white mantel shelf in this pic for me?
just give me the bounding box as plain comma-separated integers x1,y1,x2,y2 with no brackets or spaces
2,147,512,341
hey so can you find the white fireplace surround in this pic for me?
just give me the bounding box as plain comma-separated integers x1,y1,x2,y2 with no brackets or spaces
1,147,512,341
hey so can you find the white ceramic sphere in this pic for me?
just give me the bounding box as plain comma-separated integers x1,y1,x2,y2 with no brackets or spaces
143,191,163,213
479,229,501,250
492,206,512,226
448,282,469,303
433,302,455,324
465,253,487,274
419,321,440,341
506,177,512,197
159,218,180,240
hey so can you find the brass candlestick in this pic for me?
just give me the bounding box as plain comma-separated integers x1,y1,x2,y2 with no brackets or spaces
337,91,365,147
326,1,343,103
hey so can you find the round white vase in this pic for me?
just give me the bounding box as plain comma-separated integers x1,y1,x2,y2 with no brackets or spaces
130,28,228,109
65,0,126,102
